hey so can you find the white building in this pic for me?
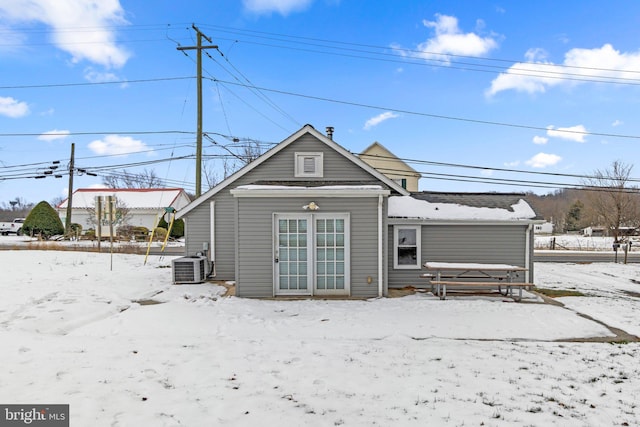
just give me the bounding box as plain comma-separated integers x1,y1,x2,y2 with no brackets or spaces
534,221,554,234
57,188,191,232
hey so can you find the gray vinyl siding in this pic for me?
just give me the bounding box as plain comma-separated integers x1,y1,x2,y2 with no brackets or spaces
183,132,390,284
387,223,530,289
236,196,383,298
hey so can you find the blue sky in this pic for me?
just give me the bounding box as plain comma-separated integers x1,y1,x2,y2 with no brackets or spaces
2,0,640,205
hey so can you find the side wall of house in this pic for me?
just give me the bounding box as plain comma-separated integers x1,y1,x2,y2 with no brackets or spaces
183,132,388,283
235,196,383,298
387,223,530,289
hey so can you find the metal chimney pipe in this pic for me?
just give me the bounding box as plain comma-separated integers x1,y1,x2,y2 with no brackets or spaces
326,126,334,140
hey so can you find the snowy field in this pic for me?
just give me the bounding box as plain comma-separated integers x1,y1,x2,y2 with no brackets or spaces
0,248,639,426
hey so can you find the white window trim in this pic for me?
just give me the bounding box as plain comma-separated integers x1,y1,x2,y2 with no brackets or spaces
294,152,323,178
393,225,421,269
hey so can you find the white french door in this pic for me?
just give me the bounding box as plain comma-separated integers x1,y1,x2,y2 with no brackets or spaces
274,213,350,296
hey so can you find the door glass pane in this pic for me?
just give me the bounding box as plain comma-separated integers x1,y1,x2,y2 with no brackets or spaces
315,218,347,292
277,217,308,293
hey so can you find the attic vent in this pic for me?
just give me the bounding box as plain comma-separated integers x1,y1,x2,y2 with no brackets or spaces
303,157,316,174
295,152,323,178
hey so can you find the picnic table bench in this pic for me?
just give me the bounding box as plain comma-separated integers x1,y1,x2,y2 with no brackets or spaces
422,262,533,302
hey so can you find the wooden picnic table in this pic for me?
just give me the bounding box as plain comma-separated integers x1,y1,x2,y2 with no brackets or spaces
423,261,532,301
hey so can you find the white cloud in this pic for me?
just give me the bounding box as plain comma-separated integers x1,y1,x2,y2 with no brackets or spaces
487,44,640,96
612,119,623,127
0,0,130,69
88,135,149,156
546,124,588,143
363,112,399,130
504,160,520,167
243,0,312,15
0,96,29,117
411,14,498,63
532,135,548,145
480,169,494,177
83,67,121,83
38,129,70,141
525,152,562,168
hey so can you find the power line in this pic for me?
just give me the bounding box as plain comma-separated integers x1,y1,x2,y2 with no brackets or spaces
210,78,640,140
203,25,640,86
0,130,194,137
0,76,194,90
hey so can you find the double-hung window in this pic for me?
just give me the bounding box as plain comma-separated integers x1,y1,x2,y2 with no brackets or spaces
393,225,421,269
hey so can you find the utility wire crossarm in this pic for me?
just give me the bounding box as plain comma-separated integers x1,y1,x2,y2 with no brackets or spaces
176,24,218,198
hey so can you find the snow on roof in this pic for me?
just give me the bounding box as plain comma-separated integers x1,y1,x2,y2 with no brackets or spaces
388,195,537,221
58,188,189,209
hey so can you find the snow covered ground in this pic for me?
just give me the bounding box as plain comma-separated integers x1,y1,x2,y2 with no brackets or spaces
0,248,639,426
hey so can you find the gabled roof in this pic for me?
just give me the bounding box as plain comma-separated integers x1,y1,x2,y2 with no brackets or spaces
57,188,190,210
359,141,420,175
178,124,410,218
389,192,541,221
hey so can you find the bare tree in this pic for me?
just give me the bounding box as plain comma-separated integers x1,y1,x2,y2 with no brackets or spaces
0,197,34,221
84,198,131,230
583,160,640,240
202,161,221,191
102,169,164,188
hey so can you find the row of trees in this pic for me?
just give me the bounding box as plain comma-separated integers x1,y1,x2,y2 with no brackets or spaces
527,161,640,240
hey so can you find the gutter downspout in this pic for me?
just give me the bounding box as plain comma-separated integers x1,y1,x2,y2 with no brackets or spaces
378,194,383,297
525,223,532,282
209,201,216,277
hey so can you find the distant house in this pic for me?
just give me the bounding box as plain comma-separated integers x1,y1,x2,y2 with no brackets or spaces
582,226,606,237
359,142,421,191
57,188,191,232
177,124,541,298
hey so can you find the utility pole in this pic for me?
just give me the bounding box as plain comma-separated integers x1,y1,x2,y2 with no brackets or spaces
65,142,75,235
177,24,217,198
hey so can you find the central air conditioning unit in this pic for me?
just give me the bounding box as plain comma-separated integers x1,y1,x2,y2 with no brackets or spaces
172,256,208,284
